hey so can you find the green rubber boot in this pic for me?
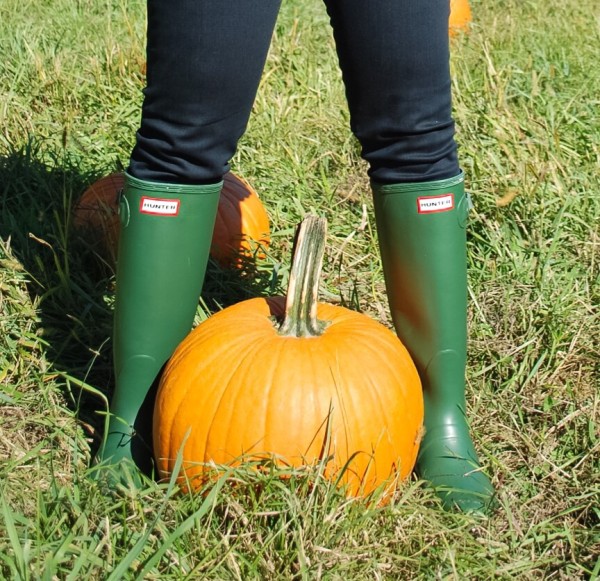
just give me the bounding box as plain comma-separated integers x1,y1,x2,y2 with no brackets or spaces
373,172,495,513
94,173,221,483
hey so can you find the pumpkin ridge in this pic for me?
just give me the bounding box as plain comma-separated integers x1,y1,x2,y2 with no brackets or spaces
301,343,341,465
259,337,334,465
165,331,263,479
160,323,272,474
282,339,347,470
330,340,386,487
321,344,352,474
312,340,388,493
358,335,422,476
163,321,267,386
260,336,291,457
322,330,419,485
345,346,396,486
299,338,334,462
201,332,277,467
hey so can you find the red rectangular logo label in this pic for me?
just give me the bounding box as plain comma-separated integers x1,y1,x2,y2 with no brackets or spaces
139,197,180,216
417,193,454,214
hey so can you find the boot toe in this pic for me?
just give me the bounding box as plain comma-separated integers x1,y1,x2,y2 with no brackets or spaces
417,431,496,514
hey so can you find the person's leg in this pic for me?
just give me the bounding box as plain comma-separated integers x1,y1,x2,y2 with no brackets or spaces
323,0,457,184
130,0,282,184
94,0,282,480
324,0,495,511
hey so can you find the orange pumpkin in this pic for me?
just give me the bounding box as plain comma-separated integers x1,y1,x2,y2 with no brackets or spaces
210,172,270,268
73,172,270,268
153,216,424,500
449,0,472,36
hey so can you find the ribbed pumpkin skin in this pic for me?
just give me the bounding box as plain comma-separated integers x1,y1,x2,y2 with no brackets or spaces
73,172,269,268
153,296,423,498
211,172,270,267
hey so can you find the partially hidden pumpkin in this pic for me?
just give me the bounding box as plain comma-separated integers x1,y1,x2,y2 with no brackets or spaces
449,0,472,36
73,172,124,265
73,172,270,268
210,172,270,268
153,215,424,500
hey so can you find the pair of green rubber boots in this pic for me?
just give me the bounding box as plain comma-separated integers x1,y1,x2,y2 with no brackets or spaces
94,171,495,513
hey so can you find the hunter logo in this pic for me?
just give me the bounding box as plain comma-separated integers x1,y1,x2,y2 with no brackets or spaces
417,193,454,214
139,196,180,216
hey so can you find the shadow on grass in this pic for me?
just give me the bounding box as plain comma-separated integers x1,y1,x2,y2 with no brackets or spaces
0,138,278,458
1,140,118,448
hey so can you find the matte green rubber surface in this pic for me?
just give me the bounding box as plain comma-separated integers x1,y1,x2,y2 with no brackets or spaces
373,174,495,513
94,174,221,481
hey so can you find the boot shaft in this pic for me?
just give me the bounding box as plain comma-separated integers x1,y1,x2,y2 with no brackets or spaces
114,173,222,375
96,174,221,471
372,173,470,402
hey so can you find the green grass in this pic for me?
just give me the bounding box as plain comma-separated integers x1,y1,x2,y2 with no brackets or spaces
1,0,599,578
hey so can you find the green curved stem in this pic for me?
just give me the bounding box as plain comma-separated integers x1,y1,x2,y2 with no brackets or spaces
278,215,329,338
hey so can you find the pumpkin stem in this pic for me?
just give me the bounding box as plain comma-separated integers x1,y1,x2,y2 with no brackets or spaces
278,215,329,338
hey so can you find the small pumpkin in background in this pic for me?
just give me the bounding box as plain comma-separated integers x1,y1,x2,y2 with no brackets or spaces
210,172,270,268
73,172,124,265
73,171,270,268
153,215,424,501
449,0,472,36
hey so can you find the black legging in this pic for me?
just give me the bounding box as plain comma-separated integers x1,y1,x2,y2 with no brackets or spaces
129,0,458,186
